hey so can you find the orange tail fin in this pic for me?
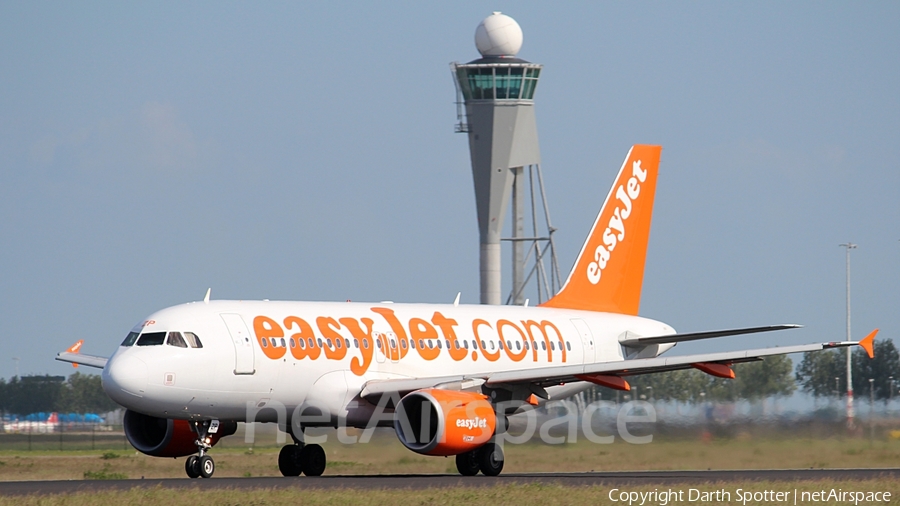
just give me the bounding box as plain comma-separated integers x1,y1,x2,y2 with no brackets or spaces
541,145,662,314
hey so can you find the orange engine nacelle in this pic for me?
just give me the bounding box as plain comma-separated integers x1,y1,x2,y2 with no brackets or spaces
393,389,496,456
123,410,236,458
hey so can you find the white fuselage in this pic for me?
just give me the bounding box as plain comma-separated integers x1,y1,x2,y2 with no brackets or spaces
102,300,675,426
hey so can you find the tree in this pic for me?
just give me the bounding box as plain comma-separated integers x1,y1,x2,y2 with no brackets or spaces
796,349,844,398
852,339,900,401
796,341,900,402
57,372,119,413
734,355,796,400
626,355,796,403
2,375,65,415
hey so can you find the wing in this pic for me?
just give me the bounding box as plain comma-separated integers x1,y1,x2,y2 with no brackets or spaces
617,324,801,347
360,332,877,402
56,340,108,369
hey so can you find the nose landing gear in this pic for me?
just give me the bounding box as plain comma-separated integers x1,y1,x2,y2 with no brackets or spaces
185,420,220,479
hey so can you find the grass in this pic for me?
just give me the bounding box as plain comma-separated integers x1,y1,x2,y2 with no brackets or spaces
1,480,899,505
1,429,900,482
83,464,128,480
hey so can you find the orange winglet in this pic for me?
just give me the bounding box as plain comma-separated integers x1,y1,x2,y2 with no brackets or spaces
576,374,631,391
859,329,878,359
692,362,735,379
66,340,84,368
526,394,540,406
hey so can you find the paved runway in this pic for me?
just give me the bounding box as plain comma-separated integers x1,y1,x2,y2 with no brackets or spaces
1,468,899,496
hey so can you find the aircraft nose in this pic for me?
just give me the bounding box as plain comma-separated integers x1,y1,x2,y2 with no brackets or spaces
102,353,148,402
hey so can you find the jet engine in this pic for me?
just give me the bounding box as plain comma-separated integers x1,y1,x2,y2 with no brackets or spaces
123,410,236,458
393,389,496,456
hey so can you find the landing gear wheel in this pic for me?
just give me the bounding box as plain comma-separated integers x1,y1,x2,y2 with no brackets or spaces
185,455,200,479
278,444,303,477
198,455,215,478
300,443,326,476
477,442,504,477
456,450,481,476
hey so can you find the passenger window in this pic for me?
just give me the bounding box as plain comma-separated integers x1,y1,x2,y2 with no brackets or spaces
136,332,166,346
166,332,188,348
121,332,140,347
183,332,203,348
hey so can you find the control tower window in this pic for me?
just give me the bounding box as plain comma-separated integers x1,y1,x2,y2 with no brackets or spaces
521,68,540,99
183,332,203,348
121,332,140,347
469,67,494,100
136,332,166,346
495,67,524,99
166,332,188,348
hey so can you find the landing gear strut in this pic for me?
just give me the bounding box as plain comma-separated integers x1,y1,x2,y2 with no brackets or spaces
185,420,219,479
455,441,504,476
278,430,326,477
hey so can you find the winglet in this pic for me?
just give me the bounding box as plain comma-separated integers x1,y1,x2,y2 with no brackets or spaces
859,329,878,359
204,288,211,304
65,340,84,368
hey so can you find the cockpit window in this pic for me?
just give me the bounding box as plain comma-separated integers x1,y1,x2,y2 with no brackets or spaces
136,332,166,346
121,332,140,347
183,332,203,348
166,332,188,348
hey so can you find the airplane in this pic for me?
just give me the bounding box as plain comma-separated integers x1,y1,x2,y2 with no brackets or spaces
3,412,59,434
56,144,877,479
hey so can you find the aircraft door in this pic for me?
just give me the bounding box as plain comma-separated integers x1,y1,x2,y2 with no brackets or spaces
221,313,256,375
570,318,594,365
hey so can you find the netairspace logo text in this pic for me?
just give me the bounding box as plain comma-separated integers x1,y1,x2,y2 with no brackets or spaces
608,488,892,506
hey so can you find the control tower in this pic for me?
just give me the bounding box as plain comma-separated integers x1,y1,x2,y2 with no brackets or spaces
452,12,559,305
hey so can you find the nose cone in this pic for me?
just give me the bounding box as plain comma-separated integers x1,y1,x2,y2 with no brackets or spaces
102,353,148,406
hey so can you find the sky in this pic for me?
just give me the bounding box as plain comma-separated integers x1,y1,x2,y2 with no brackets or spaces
1,2,898,381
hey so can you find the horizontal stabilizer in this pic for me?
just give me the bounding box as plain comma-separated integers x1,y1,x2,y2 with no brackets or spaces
618,324,801,347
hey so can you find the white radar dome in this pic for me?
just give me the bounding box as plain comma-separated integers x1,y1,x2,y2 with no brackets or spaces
474,12,523,57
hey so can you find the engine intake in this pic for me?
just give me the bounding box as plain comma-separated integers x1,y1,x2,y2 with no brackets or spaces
393,389,495,456
123,410,236,457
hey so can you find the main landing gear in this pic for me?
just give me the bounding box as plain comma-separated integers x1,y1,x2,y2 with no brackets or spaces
185,420,219,479
278,442,327,477
455,441,504,477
